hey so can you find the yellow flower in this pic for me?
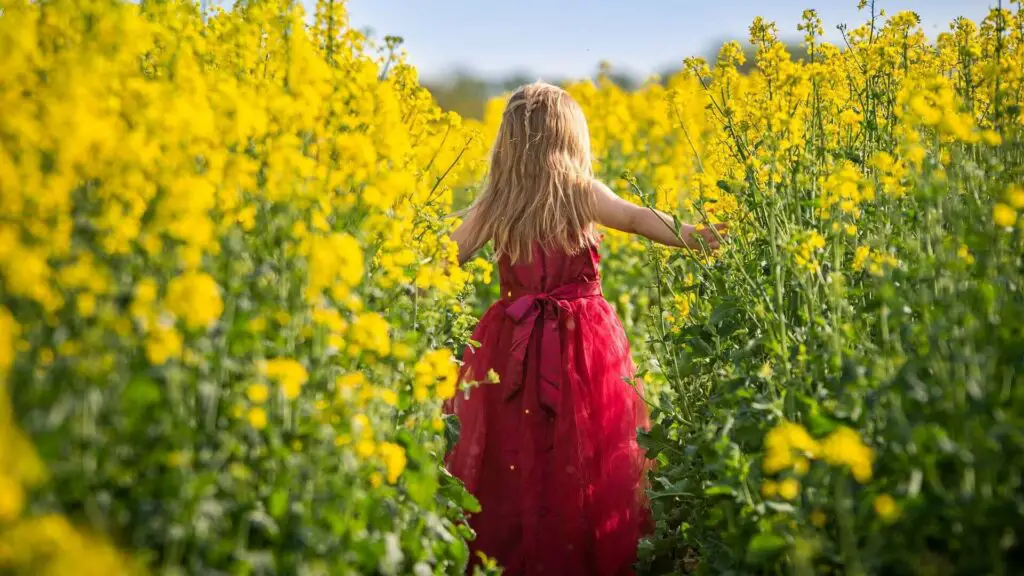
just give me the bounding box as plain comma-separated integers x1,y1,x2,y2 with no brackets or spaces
247,407,268,430
261,358,308,400
839,108,863,126
763,451,793,475
981,129,1002,146
393,343,413,360
993,203,1017,228
350,313,391,357
820,426,874,483
0,306,19,374
761,480,778,499
356,439,376,458
778,478,801,501
305,233,364,301
852,462,873,484
376,388,398,407
377,442,407,484
873,494,899,522
765,421,819,461
246,383,270,404
853,246,871,271
145,324,183,366
413,349,459,400
338,372,367,390
165,272,223,330
0,474,26,522
1008,185,1024,209
957,244,975,265
352,413,373,440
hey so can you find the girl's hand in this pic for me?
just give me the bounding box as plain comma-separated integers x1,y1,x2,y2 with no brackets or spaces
682,222,728,252
593,179,729,252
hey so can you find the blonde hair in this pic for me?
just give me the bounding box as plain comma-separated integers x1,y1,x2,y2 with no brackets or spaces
461,81,597,264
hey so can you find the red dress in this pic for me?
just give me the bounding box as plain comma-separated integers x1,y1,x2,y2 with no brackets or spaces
445,240,651,575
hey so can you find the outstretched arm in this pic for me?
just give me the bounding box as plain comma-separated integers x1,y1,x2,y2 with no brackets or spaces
591,179,726,251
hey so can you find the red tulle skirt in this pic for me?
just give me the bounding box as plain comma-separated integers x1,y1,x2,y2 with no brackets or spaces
444,265,651,575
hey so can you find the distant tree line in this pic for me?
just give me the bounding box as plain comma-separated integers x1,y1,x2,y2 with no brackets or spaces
423,39,810,120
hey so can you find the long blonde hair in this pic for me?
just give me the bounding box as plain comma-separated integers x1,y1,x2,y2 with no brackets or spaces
461,81,597,264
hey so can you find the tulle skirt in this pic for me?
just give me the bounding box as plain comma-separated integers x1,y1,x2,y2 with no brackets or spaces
445,293,651,576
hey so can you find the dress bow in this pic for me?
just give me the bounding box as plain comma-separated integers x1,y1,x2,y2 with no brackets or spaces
502,280,602,415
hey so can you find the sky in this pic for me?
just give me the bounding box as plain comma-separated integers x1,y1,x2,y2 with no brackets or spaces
335,0,995,81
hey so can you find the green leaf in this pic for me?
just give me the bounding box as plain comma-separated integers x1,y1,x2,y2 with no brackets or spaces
746,532,787,563
704,484,736,497
123,375,162,409
764,501,797,513
710,300,740,327
405,467,438,507
806,412,838,437
443,413,461,453
268,490,288,519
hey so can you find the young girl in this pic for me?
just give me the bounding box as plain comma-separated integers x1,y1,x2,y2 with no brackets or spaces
445,82,725,576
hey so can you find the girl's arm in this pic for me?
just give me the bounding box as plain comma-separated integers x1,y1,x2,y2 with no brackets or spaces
592,179,726,251
450,208,483,265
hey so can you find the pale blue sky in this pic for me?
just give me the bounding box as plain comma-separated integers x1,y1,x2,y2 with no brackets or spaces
336,0,994,81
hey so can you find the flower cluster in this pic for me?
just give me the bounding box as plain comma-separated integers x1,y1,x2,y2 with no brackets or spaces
852,246,902,277
0,0,486,572
762,420,875,500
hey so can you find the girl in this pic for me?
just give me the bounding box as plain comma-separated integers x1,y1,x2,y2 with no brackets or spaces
445,81,725,576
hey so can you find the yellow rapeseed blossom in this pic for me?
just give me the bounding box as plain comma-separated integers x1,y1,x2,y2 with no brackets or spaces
852,246,901,277
0,513,140,574
247,407,268,430
764,421,874,484
763,421,820,474
145,324,183,366
778,478,801,501
820,161,874,220
0,307,18,375
261,359,309,400
790,230,827,273
957,244,975,265
337,372,367,402
246,384,270,404
413,349,459,401
1007,185,1024,209
165,272,223,330
873,494,900,522
0,474,25,522
993,203,1017,228
820,426,874,483
356,439,376,458
304,233,364,302
349,313,391,357
377,442,407,484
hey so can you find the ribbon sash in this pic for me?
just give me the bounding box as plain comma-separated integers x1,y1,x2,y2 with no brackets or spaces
502,280,602,415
